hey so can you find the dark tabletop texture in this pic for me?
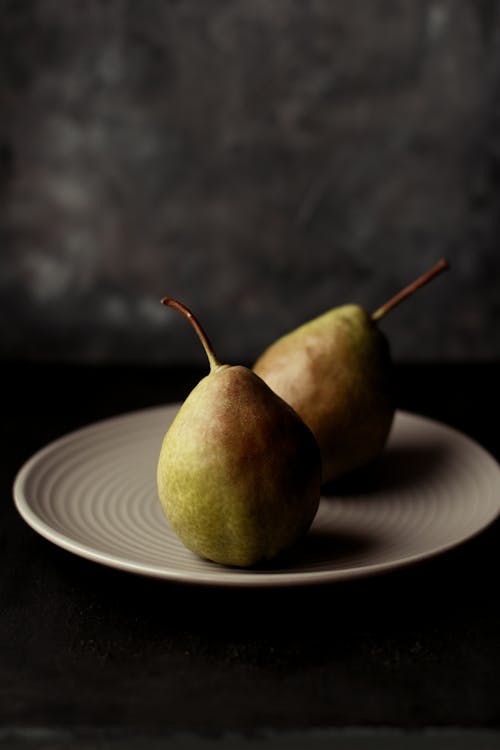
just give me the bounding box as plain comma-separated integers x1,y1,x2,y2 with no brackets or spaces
1,362,499,738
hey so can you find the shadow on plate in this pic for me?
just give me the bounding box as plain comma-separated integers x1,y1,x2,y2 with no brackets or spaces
322,439,454,498
253,526,380,572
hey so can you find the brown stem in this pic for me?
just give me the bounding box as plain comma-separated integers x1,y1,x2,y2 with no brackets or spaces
161,297,221,372
372,259,449,322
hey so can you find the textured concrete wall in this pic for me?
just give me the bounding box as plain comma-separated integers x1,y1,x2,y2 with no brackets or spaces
1,0,499,364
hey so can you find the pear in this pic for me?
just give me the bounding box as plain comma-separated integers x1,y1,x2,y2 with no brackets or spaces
254,260,449,484
157,297,321,568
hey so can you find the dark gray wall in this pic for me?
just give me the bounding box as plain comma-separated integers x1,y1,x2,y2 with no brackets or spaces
1,0,499,364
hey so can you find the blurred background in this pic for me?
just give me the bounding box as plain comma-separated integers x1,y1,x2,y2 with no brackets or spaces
1,0,499,366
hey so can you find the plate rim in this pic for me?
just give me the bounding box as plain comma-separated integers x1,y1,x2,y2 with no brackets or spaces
12,405,500,588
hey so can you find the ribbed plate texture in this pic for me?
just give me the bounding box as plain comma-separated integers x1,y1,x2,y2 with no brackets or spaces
13,406,500,587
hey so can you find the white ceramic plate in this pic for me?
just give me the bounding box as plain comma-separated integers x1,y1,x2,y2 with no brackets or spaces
13,405,500,587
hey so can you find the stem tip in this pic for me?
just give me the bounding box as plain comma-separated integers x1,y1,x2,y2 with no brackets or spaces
160,296,221,371
372,258,449,322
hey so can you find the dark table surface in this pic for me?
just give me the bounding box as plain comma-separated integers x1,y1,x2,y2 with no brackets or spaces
2,362,500,749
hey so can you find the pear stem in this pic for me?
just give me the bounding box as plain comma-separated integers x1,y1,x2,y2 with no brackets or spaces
372,258,449,322
161,297,221,372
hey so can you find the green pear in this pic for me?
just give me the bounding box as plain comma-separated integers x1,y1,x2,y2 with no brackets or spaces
254,260,449,484
157,297,321,568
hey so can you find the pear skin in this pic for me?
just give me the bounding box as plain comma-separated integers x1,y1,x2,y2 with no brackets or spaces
157,299,321,568
254,304,394,484
254,261,449,484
